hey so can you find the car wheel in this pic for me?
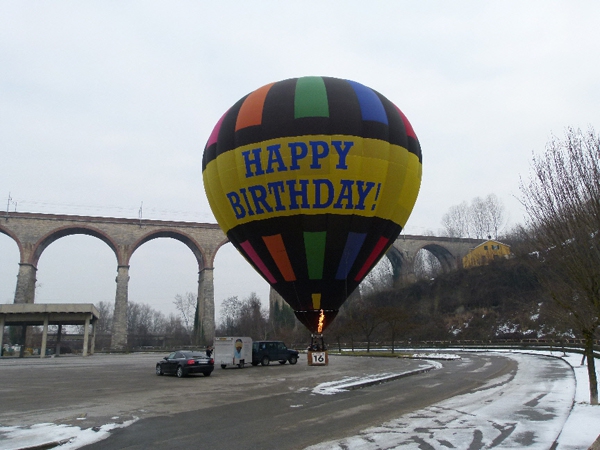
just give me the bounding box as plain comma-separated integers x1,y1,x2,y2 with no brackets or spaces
156,364,164,376
251,362,258,366
261,356,270,366
204,371,212,377
221,364,227,369
289,355,298,365
279,360,286,364
176,366,185,378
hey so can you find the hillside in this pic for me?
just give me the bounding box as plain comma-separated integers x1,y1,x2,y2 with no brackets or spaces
359,258,574,343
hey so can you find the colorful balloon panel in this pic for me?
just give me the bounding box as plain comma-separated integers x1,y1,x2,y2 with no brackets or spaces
202,76,422,333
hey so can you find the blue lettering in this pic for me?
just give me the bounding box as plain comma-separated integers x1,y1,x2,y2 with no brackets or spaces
248,185,273,215
355,181,375,210
289,142,308,170
226,192,246,219
265,144,287,174
242,148,264,178
239,188,255,216
334,179,354,209
286,179,310,209
267,181,286,211
310,141,329,169
331,140,354,169
313,179,334,208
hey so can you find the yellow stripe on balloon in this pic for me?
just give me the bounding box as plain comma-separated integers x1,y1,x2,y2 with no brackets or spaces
202,134,421,233
311,293,321,310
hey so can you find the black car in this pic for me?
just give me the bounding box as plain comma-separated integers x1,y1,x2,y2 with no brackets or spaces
156,350,214,378
252,341,299,366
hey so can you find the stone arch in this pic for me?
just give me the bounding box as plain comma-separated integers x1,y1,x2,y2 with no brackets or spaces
122,230,231,349
0,226,25,264
127,229,207,269
384,245,407,288
417,243,457,273
30,225,119,267
210,237,232,268
10,226,120,307
388,238,460,286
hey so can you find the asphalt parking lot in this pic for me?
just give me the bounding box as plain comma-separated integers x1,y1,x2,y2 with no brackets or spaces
2,347,599,450
0,351,430,430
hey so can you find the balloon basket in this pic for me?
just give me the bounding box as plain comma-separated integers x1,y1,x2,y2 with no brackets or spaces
307,334,328,366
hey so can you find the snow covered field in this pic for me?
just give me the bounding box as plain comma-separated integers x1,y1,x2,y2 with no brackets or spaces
0,350,598,450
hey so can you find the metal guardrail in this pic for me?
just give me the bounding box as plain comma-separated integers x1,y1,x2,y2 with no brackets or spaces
323,339,600,359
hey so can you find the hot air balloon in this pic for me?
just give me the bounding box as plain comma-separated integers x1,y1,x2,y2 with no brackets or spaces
202,76,422,335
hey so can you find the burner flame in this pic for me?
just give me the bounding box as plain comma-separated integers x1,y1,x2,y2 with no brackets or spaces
317,309,325,333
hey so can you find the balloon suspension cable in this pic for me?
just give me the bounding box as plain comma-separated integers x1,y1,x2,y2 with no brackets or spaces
291,281,302,307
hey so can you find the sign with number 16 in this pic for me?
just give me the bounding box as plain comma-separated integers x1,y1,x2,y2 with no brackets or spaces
308,351,328,366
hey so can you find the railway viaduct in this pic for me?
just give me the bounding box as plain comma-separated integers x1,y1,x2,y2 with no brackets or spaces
0,212,481,350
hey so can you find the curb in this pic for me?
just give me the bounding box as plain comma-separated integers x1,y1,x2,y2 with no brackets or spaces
339,365,436,391
13,438,71,450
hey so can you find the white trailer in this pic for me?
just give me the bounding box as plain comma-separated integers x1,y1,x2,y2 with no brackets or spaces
214,336,252,368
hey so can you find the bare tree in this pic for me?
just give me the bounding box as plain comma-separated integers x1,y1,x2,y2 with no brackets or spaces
239,292,268,339
345,296,385,352
325,311,348,352
442,195,506,240
127,302,142,336
219,296,241,335
95,301,113,334
216,293,268,339
485,193,506,239
173,292,197,343
149,309,167,335
441,201,471,237
164,313,190,345
519,127,600,405
127,302,163,347
470,196,490,239
378,305,410,353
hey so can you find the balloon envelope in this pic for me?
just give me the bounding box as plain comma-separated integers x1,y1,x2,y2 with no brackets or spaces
202,76,422,333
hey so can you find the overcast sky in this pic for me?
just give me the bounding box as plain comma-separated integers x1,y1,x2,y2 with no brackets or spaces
1,1,599,320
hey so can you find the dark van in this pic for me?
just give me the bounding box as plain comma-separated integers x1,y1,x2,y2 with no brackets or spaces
252,341,299,366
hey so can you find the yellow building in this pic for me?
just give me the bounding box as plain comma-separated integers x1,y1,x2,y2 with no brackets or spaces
462,240,512,268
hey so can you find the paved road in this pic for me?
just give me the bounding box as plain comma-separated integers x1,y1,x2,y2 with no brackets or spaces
307,353,576,449
0,351,518,449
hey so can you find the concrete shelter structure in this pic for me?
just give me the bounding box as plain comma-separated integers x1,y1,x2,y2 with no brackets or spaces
0,303,99,357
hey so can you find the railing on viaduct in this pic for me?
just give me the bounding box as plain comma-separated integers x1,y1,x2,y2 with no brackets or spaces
0,212,482,350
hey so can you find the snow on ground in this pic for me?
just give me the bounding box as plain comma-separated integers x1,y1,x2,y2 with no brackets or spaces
0,417,137,450
408,353,461,360
306,351,600,450
541,352,600,449
341,349,462,361
312,361,441,395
